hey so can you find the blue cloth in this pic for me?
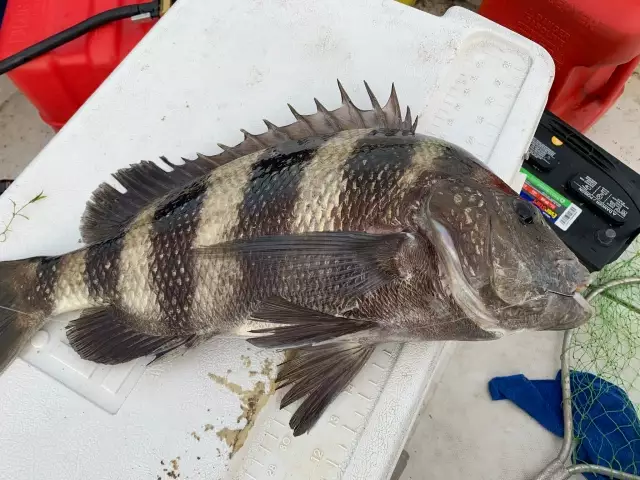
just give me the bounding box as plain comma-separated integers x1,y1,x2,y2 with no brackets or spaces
488,370,640,480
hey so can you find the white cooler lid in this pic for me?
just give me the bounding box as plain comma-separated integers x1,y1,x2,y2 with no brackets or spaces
0,1,553,479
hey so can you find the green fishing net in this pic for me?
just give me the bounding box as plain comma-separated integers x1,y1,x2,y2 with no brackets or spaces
567,237,640,477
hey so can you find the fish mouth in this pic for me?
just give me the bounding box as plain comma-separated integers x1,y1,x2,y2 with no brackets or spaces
549,255,593,296
545,269,592,302
543,291,594,330
575,279,591,294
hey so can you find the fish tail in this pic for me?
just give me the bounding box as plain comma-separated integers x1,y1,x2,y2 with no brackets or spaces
0,258,47,373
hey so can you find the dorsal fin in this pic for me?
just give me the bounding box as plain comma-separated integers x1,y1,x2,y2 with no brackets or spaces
80,80,418,244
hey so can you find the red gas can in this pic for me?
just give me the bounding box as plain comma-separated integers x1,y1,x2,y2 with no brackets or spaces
0,0,156,131
479,0,640,132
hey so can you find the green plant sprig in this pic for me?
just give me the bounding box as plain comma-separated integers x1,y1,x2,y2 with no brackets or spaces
0,191,47,242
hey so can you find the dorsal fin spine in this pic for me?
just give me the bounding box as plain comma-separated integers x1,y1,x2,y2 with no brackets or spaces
80,81,419,244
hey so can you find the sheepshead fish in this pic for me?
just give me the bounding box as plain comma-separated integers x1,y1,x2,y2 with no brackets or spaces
0,81,591,435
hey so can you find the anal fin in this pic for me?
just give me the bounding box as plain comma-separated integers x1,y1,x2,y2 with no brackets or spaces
245,297,377,435
66,306,196,365
276,343,375,436
198,231,414,304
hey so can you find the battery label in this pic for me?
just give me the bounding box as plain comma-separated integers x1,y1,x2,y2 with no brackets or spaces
569,173,628,224
519,167,582,231
529,137,556,162
526,137,558,171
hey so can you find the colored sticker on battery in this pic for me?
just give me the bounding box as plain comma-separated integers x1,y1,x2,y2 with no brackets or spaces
519,167,582,231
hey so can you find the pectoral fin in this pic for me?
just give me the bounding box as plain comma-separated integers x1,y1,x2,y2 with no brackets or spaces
197,231,414,301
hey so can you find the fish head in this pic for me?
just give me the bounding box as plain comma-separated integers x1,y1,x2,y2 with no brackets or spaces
419,179,592,334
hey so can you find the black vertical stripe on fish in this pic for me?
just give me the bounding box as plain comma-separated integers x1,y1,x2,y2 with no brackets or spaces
237,143,322,237
149,178,209,331
231,144,321,312
84,235,124,300
33,255,63,314
338,133,416,226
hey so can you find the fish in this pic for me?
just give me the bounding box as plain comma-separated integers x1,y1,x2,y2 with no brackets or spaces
0,80,592,436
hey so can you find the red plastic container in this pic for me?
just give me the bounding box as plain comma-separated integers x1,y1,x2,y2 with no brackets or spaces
479,0,640,132
0,0,156,131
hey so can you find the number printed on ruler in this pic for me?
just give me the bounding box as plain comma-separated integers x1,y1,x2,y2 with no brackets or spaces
428,39,530,162
237,344,401,480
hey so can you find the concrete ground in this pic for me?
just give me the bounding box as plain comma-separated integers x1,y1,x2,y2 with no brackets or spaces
1,5,640,480
0,76,54,180
397,67,640,480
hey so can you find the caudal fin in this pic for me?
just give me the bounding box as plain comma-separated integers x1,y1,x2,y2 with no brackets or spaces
0,259,45,373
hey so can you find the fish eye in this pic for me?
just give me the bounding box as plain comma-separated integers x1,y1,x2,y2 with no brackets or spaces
514,200,536,225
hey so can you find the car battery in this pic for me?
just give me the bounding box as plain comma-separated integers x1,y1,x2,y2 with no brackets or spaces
520,110,640,272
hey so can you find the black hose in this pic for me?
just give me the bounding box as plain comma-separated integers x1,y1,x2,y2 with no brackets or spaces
0,2,160,76
0,0,8,29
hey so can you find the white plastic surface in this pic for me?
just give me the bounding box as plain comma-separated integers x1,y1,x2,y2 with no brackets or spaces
0,1,554,479
19,313,150,414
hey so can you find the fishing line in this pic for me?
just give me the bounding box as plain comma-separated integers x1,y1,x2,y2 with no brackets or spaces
0,304,40,319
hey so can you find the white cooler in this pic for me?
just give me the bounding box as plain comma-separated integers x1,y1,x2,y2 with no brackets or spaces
0,1,554,479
